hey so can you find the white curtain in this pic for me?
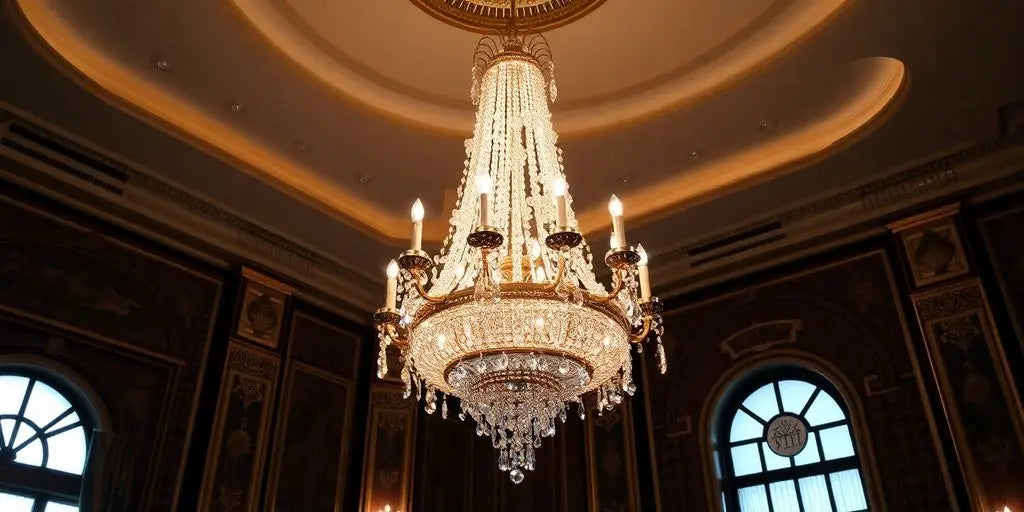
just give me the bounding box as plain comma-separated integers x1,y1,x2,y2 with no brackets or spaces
830,469,868,511
739,485,770,512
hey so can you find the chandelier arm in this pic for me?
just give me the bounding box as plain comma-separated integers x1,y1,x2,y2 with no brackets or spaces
411,269,449,304
583,269,625,303
544,252,567,290
628,316,653,343
385,324,412,349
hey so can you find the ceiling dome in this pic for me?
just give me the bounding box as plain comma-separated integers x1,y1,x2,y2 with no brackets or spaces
407,0,607,32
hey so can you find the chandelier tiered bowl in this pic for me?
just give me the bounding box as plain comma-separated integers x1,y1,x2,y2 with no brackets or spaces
373,27,667,484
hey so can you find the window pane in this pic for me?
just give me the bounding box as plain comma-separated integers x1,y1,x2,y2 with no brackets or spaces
741,384,779,422
738,485,770,512
0,492,35,512
799,475,833,511
45,502,79,512
761,442,791,471
24,382,72,428
830,469,868,512
731,443,763,476
769,480,801,512
778,380,816,414
0,418,15,447
820,425,856,460
46,427,87,474
730,409,764,443
16,438,44,466
793,432,821,466
804,392,845,426
0,376,30,414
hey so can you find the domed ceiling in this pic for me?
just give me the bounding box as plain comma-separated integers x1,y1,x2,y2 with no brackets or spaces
4,0,1023,305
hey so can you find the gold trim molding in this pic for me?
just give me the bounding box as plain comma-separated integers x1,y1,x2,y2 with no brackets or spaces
407,0,607,33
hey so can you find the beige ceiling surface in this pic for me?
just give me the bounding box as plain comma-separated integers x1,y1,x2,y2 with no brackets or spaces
234,0,843,133
3,0,1024,305
11,0,901,244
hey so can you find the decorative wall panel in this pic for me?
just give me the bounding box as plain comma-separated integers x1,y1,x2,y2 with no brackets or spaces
586,401,640,512
362,385,416,512
266,361,354,511
265,309,361,512
979,201,1024,353
644,251,955,511
892,204,1024,510
912,281,1024,510
0,193,221,510
199,342,281,512
236,268,294,349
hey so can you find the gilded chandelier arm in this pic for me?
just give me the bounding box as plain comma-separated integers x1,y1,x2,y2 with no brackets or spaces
411,269,449,304
385,323,412,349
629,316,652,343
545,252,567,290
584,269,625,303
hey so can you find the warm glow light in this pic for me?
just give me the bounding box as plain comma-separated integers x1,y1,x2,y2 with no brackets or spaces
608,194,623,216
411,199,424,221
552,177,566,196
476,173,493,194
637,244,648,266
610,232,619,249
386,259,399,278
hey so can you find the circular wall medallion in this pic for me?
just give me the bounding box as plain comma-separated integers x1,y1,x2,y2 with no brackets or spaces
765,414,809,457
408,0,607,33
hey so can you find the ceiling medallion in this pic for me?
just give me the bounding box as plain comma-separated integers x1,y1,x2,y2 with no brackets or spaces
408,0,606,33
373,27,667,484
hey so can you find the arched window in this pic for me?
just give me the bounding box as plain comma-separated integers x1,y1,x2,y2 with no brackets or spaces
0,370,93,512
717,367,869,512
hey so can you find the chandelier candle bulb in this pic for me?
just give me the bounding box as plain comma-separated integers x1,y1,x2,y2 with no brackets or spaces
608,195,626,247
476,174,493,227
411,199,425,251
553,177,568,227
637,245,651,299
385,259,399,309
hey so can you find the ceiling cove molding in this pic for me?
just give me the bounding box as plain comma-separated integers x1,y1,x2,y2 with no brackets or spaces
232,0,855,136
654,135,1024,298
10,0,901,245
0,106,378,318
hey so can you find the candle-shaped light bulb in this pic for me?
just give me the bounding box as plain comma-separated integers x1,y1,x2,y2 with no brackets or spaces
475,174,492,227
385,259,399,309
552,177,568,228
610,232,619,250
608,194,626,247
410,199,424,251
637,244,651,299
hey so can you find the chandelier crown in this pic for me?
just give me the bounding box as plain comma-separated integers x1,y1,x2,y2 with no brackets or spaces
374,29,667,484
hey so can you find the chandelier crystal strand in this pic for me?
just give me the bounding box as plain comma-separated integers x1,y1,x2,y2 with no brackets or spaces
373,33,666,484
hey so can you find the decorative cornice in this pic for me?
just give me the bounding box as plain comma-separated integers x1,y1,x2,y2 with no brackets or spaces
0,106,378,315
659,136,1024,292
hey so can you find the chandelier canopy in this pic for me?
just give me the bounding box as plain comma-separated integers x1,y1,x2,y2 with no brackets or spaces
374,30,666,484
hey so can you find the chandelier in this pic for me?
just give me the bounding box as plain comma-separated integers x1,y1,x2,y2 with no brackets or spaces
373,26,666,485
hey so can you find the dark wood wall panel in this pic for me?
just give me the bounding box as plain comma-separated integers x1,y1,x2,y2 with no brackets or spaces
0,193,221,510
644,250,955,511
266,362,353,511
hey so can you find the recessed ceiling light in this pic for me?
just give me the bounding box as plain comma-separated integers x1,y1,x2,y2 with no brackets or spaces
295,140,310,152
690,150,701,160
228,101,245,113
620,175,631,184
153,56,172,71
357,174,371,184
759,119,777,132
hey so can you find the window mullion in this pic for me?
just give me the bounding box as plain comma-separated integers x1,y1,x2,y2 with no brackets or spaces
9,379,36,453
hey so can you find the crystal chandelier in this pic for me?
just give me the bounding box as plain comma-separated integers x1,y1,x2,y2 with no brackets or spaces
373,26,666,485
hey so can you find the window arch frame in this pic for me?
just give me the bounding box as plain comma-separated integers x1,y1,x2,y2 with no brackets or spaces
0,365,98,511
715,365,869,512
